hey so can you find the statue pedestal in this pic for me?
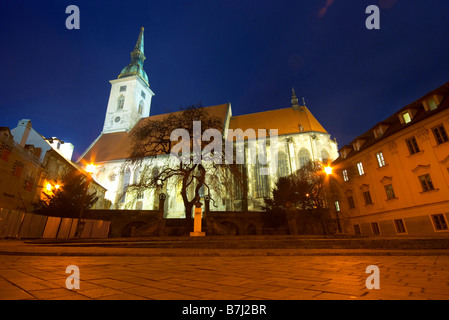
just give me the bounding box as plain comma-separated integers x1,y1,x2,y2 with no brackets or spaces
190,203,205,237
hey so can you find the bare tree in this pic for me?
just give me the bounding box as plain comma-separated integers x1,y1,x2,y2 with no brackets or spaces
126,104,242,233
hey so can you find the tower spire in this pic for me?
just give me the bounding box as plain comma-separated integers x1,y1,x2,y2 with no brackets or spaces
118,27,149,86
291,88,299,110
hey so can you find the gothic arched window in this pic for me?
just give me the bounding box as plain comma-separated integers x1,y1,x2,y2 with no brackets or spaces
117,95,125,110
321,149,330,163
254,159,270,198
277,151,289,178
298,148,311,168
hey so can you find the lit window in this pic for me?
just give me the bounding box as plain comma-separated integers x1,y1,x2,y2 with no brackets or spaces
431,214,448,231
405,137,420,155
418,174,435,192
432,125,449,145
376,152,386,167
334,201,340,212
357,162,364,175
394,219,407,234
384,184,395,199
402,112,412,124
363,191,373,205
342,169,349,182
427,97,438,111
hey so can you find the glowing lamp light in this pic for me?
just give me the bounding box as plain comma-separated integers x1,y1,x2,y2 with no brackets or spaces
55,184,60,190
324,166,333,175
85,164,96,174
45,183,52,191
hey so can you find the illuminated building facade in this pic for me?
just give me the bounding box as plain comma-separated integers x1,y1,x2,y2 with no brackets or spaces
331,82,449,236
79,28,339,218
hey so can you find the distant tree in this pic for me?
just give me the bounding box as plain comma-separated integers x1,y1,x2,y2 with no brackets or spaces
33,170,98,218
127,104,242,233
262,161,334,234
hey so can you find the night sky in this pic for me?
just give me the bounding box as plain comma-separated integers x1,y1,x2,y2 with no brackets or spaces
1,0,448,161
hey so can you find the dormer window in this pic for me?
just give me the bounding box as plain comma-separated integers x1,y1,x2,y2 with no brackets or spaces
373,123,390,139
340,146,352,159
423,95,443,111
352,138,366,151
399,108,418,124
402,112,411,124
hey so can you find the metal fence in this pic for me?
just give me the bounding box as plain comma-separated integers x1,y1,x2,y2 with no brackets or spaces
0,208,110,239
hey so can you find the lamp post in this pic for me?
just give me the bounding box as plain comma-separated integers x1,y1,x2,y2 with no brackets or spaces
323,165,342,233
76,164,95,238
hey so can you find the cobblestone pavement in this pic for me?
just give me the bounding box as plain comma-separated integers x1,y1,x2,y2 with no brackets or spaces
1,253,449,300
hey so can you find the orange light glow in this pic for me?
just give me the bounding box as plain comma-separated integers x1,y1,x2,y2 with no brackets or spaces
85,164,96,174
45,183,52,191
55,184,60,190
324,166,333,175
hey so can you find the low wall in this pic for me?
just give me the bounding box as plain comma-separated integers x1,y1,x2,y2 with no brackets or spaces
0,208,110,239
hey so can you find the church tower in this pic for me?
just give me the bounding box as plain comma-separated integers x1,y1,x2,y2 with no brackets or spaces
102,27,155,133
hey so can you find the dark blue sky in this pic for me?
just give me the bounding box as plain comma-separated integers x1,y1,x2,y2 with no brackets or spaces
1,0,448,161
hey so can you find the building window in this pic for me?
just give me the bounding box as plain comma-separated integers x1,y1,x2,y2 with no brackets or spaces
394,219,407,234
353,224,361,236
138,101,144,115
363,191,373,205
431,214,448,231
136,191,144,200
120,86,127,92
321,149,330,163
384,184,396,199
376,152,386,167
117,95,125,110
342,169,349,182
357,162,364,175
432,125,449,145
406,137,420,155
334,201,340,212
402,112,412,124
347,196,355,209
276,152,290,178
12,160,24,177
141,91,146,99
418,174,435,192
298,148,310,168
371,222,380,235
254,160,269,198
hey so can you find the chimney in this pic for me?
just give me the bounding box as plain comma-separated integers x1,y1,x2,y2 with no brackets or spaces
18,119,32,147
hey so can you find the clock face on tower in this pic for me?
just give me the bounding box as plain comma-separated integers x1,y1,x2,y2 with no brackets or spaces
114,116,121,123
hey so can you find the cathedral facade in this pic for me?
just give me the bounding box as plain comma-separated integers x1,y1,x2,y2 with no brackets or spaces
78,28,339,218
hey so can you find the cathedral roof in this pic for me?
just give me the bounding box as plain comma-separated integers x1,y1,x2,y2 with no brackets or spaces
228,105,328,139
79,103,230,164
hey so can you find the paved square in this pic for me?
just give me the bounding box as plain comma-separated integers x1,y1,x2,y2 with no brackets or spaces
1,254,448,300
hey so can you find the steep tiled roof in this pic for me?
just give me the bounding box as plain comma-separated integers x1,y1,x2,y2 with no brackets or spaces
228,105,327,140
79,103,230,163
333,81,449,164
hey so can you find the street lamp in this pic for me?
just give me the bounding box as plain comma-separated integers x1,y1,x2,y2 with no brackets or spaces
323,166,342,234
76,163,96,238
